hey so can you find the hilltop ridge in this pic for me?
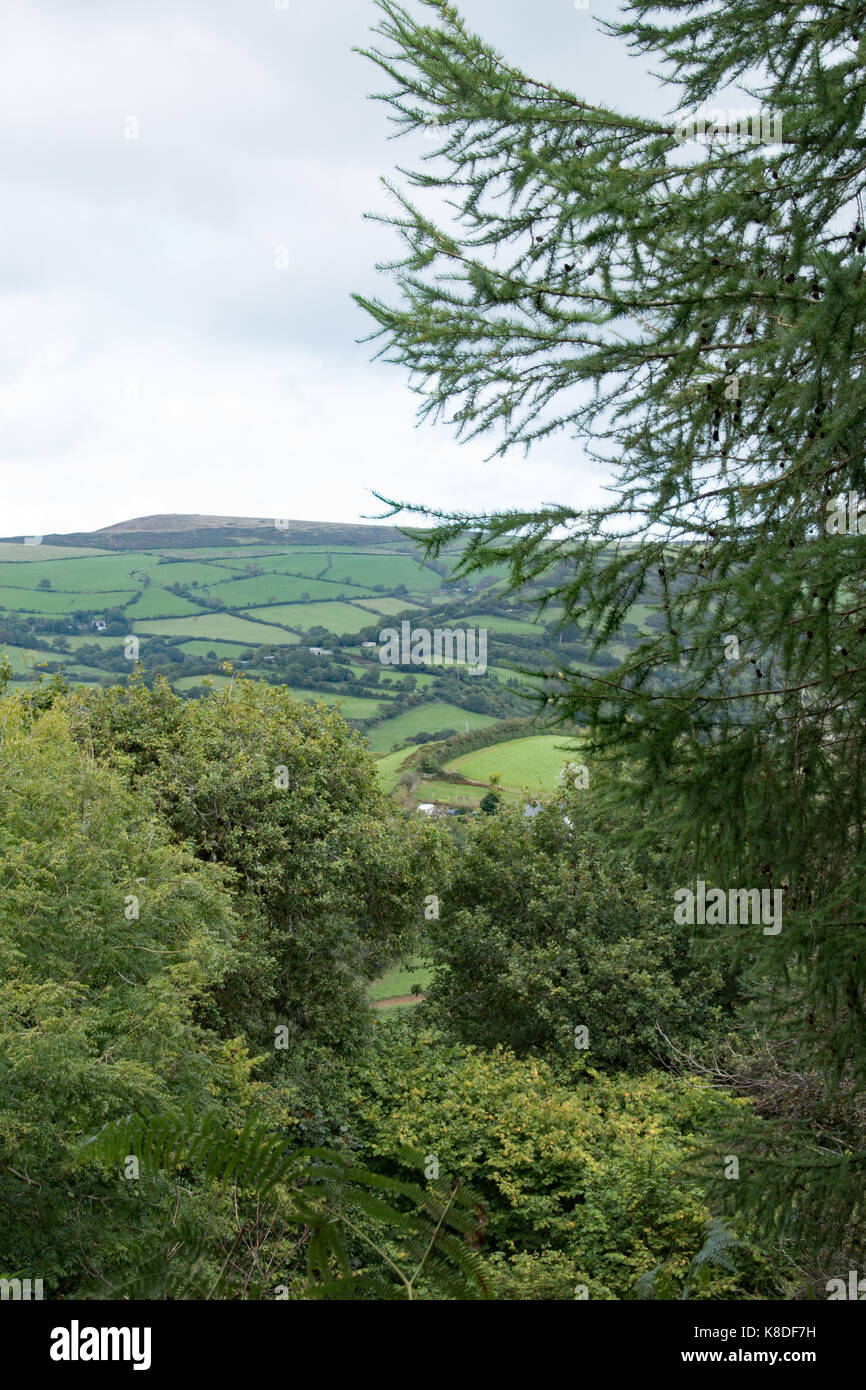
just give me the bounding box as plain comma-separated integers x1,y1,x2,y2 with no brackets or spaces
2,513,415,550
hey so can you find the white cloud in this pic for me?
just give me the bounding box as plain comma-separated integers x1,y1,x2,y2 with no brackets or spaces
0,0,660,534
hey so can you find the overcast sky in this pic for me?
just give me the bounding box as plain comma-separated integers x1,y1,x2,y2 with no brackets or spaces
0,0,671,535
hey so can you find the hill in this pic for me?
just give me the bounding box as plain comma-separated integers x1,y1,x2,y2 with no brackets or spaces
1,513,417,551
0,514,662,786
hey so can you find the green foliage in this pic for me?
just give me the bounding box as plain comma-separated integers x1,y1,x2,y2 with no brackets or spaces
80,1109,490,1300
0,701,250,1296
64,677,440,1059
346,1021,775,1300
356,0,866,1262
638,1219,739,1300
425,786,735,1067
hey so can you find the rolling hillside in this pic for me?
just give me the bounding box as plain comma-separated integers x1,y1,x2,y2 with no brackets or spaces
0,514,660,785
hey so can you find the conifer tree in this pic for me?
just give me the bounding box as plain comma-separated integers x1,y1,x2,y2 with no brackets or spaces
356,0,866,1271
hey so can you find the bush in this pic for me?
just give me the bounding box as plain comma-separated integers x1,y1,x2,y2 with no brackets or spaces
347,1023,776,1300
425,787,738,1068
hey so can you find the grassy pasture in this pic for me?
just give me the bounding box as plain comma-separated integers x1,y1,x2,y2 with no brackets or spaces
445,734,580,793
0,554,161,589
0,544,114,561
380,669,438,688
352,596,424,615
50,634,123,651
173,674,238,692
282,688,388,719
410,778,523,808
142,561,244,586
151,546,300,560
125,589,208,618
487,664,541,687
1,646,56,674
367,959,433,1002
374,746,418,792
0,587,137,614
460,612,543,635
241,601,377,635
176,639,252,659
224,551,340,579
134,615,299,644
307,553,443,590
215,574,375,606
365,702,497,753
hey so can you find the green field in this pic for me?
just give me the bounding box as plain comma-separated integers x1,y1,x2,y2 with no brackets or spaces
140,560,244,586
1,646,57,675
0,544,114,561
488,664,541,687
368,958,433,1002
0,554,161,589
61,663,112,682
241,601,377,635
125,589,208,618
303,553,443,590
445,734,580,792
374,746,417,792
233,551,336,578
461,612,543,635
152,546,296,561
375,670,438,689
365,702,498,753
177,639,252,659
352,596,423,615
51,634,123,651
173,673,239,692
213,573,375,606
134,615,300,644
411,778,524,807
0,587,138,614
283,688,388,719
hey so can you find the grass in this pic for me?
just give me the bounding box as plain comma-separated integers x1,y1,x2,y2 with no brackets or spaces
374,746,418,792
461,612,544,635
142,561,245,586
125,589,208,618
410,779,489,807
305,553,443,590
365,702,498,753
241,601,378,635
0,587,138,614
213,574,375,606
134,614,300,644
412,778,524,808
367,959,433,1002
0,544,114,561
44,634,121,651
1,646,58,675
0,554,162,589
351,596,424,615
625,602,658,632
173,673,239,692
282,688,388,719
487,664,542,687
232,551,337,578
445,734,581,793
177,639,252,658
